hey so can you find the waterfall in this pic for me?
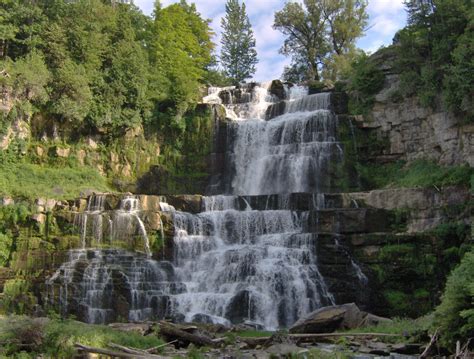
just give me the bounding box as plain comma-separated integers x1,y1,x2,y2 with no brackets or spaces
162,84,343,329
46,249,177,323
75,194,150,255
168,199,334,329
48,82,368,328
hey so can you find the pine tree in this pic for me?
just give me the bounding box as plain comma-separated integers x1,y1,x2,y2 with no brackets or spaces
220,0,258,84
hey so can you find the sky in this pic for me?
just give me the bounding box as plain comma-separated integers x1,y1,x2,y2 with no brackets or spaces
135,0,407,81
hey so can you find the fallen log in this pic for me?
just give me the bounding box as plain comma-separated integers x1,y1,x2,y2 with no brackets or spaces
108,342,165,358
157,321,216,347
146,339,178,353
75,343,152,358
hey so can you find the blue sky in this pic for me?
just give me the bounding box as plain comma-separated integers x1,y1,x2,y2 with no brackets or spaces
135,0,407,81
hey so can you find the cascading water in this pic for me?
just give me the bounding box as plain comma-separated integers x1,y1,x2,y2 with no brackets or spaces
48,82,368,328
74,194,151,256
158,83,344,329
168,197,334,329
46,249,178,323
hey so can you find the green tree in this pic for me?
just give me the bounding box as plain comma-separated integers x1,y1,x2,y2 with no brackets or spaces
433,250,474,348
10,50,50,105
153,1,213,112
220,0,258,84
274,0,368,82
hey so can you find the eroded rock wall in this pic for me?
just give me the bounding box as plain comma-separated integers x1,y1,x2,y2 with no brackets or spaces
356,50,473,166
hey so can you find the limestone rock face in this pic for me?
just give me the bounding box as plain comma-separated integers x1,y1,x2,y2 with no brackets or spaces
359,51,473,166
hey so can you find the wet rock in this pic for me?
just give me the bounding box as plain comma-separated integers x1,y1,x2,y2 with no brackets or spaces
166,195,203,213
191,313,215,324
138,195,162,212
225,290,256,324
269,80,286,100
360,313,392,327
289,303,365,334
329,92,348,114
103,193,120,210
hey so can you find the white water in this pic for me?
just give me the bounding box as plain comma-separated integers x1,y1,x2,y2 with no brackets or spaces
50,83,368,328
47,249,175,323
165,84,341,329
75,194,151,256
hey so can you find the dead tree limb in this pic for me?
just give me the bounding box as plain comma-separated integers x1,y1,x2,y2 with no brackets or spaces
157,322,215,347
75,343,149,358
420,329,439,358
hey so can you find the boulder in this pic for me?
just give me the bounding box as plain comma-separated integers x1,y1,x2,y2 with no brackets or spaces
138,195,162,212
54,146,70,158
166,195,203,213
269,80,286,100
290,303,361,333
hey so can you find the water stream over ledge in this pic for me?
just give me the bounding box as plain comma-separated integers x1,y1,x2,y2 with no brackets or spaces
47,83,368,328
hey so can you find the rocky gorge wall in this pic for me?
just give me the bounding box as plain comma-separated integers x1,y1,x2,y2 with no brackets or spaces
0,63,472,324
355,49,473,166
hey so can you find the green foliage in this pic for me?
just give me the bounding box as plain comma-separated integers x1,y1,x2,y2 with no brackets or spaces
0,233,13,266
345,53,385,114
396,0,473,120
341,316,430,343
1,0,215,134
0,162,110,200
9,51,51,106
0,316,163,357
220,0,258,84
356,160,473,190
273,0,368,82
1,280,36,315
433,250,474,348
153,2,213,112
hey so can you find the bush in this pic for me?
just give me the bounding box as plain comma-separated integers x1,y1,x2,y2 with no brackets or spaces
346,53,385,115
0,316,164,357
433,250,474,348
1,279,36,315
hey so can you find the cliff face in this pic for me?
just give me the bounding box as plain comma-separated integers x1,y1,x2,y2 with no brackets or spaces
356,49,473,166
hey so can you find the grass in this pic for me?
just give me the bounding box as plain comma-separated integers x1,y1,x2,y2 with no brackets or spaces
0,162,111,200
337,316,431,343
0,315,163,358
357,160,473,190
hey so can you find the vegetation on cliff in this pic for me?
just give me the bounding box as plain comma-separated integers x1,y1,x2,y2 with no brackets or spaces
396,0,473,122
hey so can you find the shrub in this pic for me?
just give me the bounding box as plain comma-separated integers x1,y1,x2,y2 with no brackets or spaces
346,53,385,115
433,250,474,348
1,279,36,315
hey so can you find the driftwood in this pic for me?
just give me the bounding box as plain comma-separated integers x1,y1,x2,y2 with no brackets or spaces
157,321,216,347
75,343,154,358
108,342,165,358
238,332,402,348
420,329,439,358
146,340,178,353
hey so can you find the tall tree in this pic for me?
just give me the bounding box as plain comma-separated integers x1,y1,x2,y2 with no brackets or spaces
274,0,368,82
220,0,258,84
153,1,214,113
